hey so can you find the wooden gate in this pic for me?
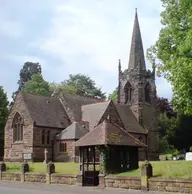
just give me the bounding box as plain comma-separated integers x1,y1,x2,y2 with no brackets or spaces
80,147,99,186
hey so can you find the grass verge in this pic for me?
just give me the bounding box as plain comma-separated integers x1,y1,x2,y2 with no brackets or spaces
5,161,192,179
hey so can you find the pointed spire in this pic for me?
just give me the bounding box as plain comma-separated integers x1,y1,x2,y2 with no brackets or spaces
128,9,146,71
118,59,121,72
118,59,121,104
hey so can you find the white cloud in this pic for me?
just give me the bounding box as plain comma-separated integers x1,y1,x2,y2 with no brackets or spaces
0,0,172,100
156,77,173,100
36,0,171,98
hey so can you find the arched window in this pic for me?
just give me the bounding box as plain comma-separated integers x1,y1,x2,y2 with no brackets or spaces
60,142,67,152
41,129,45,144
64,143,67,152
47,130,50,144
124,82,133,104
145,82,151,103
12,112,23,142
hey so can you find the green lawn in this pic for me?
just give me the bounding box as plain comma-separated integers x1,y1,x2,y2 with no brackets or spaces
5,161,192,179
6,162,79,174
117,161,192,179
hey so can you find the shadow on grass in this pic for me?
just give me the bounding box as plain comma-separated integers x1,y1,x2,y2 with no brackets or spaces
153,174,162,177
111,169,140,177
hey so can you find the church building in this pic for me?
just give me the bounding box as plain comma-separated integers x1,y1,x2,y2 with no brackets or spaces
4,10,159,162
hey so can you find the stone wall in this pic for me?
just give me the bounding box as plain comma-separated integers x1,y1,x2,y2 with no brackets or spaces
54,140,77,162
33,126,62,162
149,178,192,193
4,93,34,162
24,172,46,183
51,174,76,185
105,176,141,190
1,172,21,182
0,172,192,193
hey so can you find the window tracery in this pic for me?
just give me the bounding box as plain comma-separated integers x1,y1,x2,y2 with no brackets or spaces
12,112,23,142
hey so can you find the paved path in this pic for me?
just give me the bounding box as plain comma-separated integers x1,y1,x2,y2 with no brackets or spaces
0,182,180,194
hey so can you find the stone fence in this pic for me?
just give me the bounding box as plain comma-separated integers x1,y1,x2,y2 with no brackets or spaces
0,161,192,193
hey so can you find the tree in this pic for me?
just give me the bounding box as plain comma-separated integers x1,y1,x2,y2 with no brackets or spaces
18,62,42,90
168,113,192,151
22,74,51,96
147,0,192,114
50,82,77,97
157,113,176,153
156,97,176,118
158,113,175,137
108,87,118,102
63,74,106,99
0,86,9,135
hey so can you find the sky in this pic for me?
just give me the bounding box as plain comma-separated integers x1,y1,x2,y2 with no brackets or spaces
0,0,172,101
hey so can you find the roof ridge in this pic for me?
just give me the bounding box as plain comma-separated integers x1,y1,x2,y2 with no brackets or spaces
75,121,104,143
82,100,110,107
21,91,52,98
62,91,105,102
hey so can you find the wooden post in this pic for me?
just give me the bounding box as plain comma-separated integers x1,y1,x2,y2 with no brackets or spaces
86,147,89,171
98,146,107,188
93,147,96,172
141,160,153,191
76,147,83,186
82,148,85,186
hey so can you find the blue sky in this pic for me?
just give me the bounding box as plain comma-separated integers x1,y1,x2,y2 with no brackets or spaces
0,0,172,101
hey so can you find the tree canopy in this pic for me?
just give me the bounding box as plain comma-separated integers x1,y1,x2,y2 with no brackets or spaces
168,113,192,151
18,62,42,90
156,97,176,118
22,74,51,96
50,82,77,97
147,0,192,114
63,74,106,99
108,87,118,102
0,86,9,135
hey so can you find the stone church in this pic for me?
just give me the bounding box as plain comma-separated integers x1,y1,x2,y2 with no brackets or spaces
4,10,159,162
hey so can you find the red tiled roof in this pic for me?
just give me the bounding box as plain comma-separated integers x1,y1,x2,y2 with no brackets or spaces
75,120,146,147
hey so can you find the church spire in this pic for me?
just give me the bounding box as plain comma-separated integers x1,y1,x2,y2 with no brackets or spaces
128,9,146,71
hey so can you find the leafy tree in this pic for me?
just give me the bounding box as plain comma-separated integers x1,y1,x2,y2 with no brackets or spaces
9,62,42,109
168,113,192,151
157,113,176,153
22,74,51,96
158,135,173,154
156,97,177,118
147,0,192,114
63,74,106,99
158,113,175,137
108,87,118,102
18,62,42,90
0,86,9,135
50,82,77,97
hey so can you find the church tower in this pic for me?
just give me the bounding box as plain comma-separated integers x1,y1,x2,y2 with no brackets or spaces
118,9,159,160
